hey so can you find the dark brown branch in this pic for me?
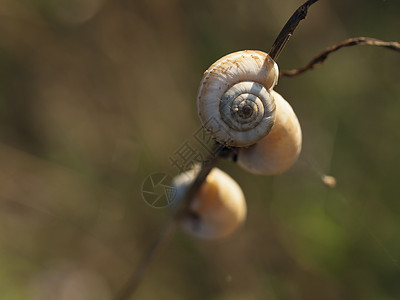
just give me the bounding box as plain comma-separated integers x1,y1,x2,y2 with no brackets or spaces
114,143,226,300
114,216,176,300
269,0,319,61
280,37,400,77
173,143,225,220
115,1,324,298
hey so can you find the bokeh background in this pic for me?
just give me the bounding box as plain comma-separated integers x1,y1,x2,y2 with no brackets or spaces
0,0,400,299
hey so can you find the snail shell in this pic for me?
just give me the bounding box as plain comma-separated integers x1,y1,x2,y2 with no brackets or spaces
172,167,246,239
197,50,279,147
237,90,302,175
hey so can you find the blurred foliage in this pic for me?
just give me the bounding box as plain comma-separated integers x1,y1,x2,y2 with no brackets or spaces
0,0,399,299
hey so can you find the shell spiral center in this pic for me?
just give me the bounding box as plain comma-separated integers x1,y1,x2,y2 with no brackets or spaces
220,81,275,136
196,50,279,147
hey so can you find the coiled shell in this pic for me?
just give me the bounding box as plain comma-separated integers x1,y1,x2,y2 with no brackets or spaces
197,50,279,147
172,167,246,239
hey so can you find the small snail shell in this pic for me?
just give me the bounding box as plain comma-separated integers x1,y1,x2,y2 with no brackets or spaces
237,90,302,175
197,50,279,147
172,167,246,239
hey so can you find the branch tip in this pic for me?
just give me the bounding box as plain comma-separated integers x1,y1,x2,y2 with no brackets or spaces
269,0,320,61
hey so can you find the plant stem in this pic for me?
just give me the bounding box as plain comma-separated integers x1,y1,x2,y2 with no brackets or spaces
173,143,226,220
115,0,323,298
114,216,176,300
280,37,400,77
269,0,319,61
114,143,226,300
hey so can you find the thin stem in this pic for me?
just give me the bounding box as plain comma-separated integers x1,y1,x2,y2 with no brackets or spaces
173,143,225,220
269,0,319,61
280,37,400,77
114,216,176,300
115,0,324,298
114,143,226,300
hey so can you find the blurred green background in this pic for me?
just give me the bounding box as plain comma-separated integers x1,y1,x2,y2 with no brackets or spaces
0,0,399,299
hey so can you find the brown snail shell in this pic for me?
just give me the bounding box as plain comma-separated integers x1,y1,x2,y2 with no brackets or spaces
172,167,246,239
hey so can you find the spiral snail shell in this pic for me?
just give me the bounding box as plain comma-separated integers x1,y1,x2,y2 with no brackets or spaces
197,50,302,175
197,50,279,147
172,167,246,239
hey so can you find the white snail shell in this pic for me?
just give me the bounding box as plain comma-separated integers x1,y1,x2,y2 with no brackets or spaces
197,50,279,147
237,90,302,175
172,167,246,239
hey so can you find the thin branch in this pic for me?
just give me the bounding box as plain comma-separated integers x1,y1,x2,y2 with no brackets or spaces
269,0,319,61
280,37,400,77
115,1,324,298
114,143,226,300
174,143,226,220
114,216,176,300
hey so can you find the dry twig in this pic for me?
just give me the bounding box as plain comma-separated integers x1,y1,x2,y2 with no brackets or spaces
114,143,224,300
269,0,319,60
115,1,320,299
114,216,176,300
117,5,400,300
280,37,400,77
